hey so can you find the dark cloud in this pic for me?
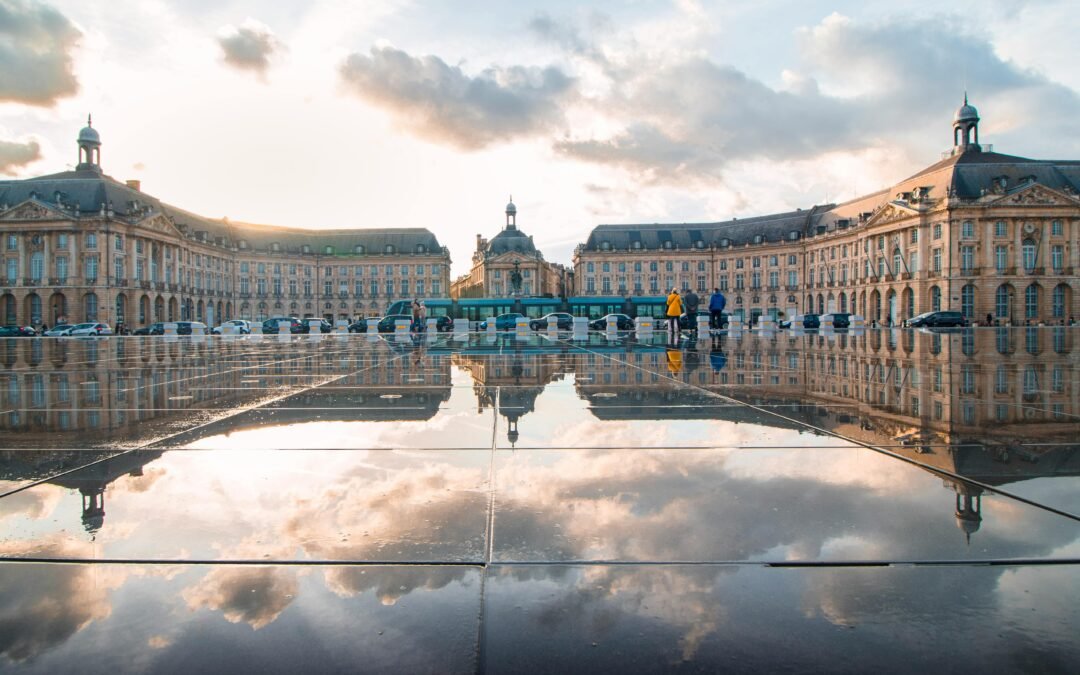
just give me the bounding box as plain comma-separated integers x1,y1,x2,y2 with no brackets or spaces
217,21,280,76
0,139,41,175
339,46,576,149
0,0,80,106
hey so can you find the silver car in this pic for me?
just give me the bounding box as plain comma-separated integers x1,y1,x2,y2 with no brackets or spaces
68,322,113,336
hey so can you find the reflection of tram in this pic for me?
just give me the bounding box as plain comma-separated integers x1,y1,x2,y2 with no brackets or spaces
387,296,721,324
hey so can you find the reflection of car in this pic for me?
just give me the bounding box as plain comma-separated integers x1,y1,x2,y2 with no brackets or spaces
589,313,634,330
212,319,251,335
909,311,967,328
530,313,575,331
377,314,414,333
780,314,820,329
819,312,852,329
0,325,36,337
69,322,112,336
479,313,526,331
44,324,74,336
132,323,161,336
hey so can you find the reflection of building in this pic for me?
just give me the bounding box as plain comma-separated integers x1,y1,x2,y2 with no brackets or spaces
450,199,568,299
574,100,1080,325
0,120,452,329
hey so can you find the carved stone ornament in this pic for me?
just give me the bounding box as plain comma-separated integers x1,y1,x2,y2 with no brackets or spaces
869,204,914,226
2,202,51,220
993,185,1073,207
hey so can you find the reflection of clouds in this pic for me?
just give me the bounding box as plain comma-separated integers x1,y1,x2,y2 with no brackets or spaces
0,487,61,522
323,566,473,606
183,566,298,630
0,538,117,662
114,467,168,494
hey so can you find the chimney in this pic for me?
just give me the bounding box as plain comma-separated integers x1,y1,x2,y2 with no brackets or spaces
126,179,141,192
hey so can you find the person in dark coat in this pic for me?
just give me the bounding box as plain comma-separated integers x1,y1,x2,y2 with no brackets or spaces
684,288,700,326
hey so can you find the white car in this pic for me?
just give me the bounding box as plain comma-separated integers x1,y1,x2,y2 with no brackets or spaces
68,322,113,336
44,324,76,337
212,319,251,335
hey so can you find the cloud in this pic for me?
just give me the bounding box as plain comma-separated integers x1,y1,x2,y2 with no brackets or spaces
183,566,298,630
217,20,281,76
0,0,81,105
339,46,576,149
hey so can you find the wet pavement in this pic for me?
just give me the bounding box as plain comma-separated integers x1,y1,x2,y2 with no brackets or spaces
0,328,1077,673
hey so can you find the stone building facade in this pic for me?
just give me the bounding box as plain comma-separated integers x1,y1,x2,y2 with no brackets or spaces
0,121,452,329
450,199,568,299
574,100,1080,325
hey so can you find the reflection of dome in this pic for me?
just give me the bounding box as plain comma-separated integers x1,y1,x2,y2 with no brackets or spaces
955,513,981,535
486,228,537,256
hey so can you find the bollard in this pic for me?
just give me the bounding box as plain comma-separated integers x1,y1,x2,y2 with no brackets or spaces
277,320,292,335
696,314,711,335
250,323,263,335
307,319,322,334
191,323,206,336
335,320,349,334
394,319,411,336
453,318,469,339
572,316,589,339
635,317,655,336
163,322,178,337
486,317,497,335
221,324,236,336
426,318,438,334
728,316,743,332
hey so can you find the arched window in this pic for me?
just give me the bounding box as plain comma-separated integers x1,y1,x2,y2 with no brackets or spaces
354,244,365,254
28,294,41,324
1025,284,1039,319
996,285,1010,318
1052,284,1067,318
1022,239,1037,272
930,286,941,312
325,246,334,255
85,293,98,321
961,284,975,318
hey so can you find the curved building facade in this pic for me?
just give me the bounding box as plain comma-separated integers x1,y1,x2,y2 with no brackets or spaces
574,101,1080,325
0,121,452,328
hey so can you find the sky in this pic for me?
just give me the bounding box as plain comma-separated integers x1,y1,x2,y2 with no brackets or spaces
1,0,1078,277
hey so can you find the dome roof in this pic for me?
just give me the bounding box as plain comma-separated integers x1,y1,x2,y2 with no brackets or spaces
78,125,100,144
486,228,537,256
954,97,979,123
505,200,517,215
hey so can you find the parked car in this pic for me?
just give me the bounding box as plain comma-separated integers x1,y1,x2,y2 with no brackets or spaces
376,314,414,333
909,311,967,328
261,316,303,334
530,313,575,331
589,313,634,331
819,312,853,329
69,322,112,336
44,324,75,337
0,325,37,337
149,321,207,336
780,313,820,329
211,319,252,335
479,313,526,331
348,320,369,334
132,323,161,336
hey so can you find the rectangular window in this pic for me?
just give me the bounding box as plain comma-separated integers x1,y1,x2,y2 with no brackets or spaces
415,279,424,295
1051,245,1064,270
735,274,744,290
933,223,942,239
56,256,68,280
5,234,15,250
719,260,727,271
1052,220,1062,236
86,233,97,249
324,281,332,296
752,257,760,268
768,271,778,288
960,246,973,271
719,276,728,291
370,280,378,296
932,248,942,272
995,246,1007,272
114,258,124,281
384,280,393,295
787,271,797,287
995,221,1007,238
115,234,123,251
586,277,595,293
57,233,68,249
586,262,594,273
961,221,974,238
910,228,918,243
788,254,797,265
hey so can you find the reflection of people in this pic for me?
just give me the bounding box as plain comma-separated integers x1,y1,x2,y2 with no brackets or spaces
709,340,727,372
708,288,726,329
666,288,682,334
666,349,682,374
411,298,421,331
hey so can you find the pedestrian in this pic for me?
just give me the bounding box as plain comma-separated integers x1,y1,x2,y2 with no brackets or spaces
708,288,726,329
665,288,682,335
986,313,993,327
411,298,421,331
684,288,700,326
418,300,427,331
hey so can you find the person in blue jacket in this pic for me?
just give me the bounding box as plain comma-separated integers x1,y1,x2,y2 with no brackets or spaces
708,288,726,329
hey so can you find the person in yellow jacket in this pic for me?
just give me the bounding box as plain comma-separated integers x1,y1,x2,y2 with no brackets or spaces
666,288,682,334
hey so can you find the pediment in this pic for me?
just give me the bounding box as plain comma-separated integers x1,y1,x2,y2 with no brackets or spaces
865,202,920,227
987,183,1077,207
0,199,70,222
488,251,533,264
134,213,184,238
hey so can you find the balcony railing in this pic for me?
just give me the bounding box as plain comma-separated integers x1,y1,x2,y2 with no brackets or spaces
85,277,98,286
49,277,67,286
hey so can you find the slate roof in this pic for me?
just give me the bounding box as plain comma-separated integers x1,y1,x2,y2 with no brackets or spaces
581,149,1080,252
486,227,541,258
0,169,446,256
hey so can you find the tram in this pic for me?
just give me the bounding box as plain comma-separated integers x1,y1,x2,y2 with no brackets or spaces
386,296,719,325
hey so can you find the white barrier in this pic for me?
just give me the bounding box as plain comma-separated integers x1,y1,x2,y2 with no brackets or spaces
250,323,263,335
307,319,322,334
426,318,438,334
820,315,835,332
728,316,744,332
605,318,619,337
486,317,497,335
545,321,559,339
221,324,237,336
850,315,866,329
394,319,411,335
453,319,469,339
572,316,589,338
335,320,349,334
515,316,529,334
277,320,292,335
366,318,379,334
163,322,178,336
759,316,776,332
635,317,655,336
191,324,206,336
696,314,711,334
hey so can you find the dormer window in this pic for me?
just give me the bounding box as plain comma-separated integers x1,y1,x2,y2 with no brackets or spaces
788,231,800,241
631,241,642,250
325,245,334,255
354,244,365,254
600,241,611,250
719,238,730,248
385,244,395,254
271,242,281,252
694,240,705,249
752,234,763,245
302,244,311,254
238,239,248,250
415,244,426,254
662,241,673,250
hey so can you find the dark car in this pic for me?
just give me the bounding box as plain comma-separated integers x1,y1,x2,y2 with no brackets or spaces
133,322,163,336
589,313,634,331
530,312,575,331
149,321,207,336
479,313,526,331
348,320,369,334
261,316,303,334
377,314,415,333
909,311,967,328
820,312,852,329
0,325,36,337
780,313,820,329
